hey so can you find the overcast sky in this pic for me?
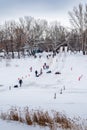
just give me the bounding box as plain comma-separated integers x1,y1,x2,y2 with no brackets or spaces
0,0,87,26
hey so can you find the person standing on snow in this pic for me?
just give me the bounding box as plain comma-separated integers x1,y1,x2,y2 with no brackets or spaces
35,70,38,77
19,79,23,87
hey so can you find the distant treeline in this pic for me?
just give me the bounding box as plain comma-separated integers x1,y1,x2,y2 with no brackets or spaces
0,3,87,58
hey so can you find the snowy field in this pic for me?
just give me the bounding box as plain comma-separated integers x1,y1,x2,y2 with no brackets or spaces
0,51,87,129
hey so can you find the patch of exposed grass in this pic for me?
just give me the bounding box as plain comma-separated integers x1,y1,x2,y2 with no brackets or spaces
0,107,87,130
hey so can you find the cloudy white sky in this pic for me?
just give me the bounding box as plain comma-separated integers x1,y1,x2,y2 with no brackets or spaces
0,0,87,26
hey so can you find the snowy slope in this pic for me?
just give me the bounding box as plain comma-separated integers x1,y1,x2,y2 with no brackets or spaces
0,51,87,129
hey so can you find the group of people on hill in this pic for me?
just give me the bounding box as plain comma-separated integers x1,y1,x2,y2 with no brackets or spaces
13,53,61,89
35,62,49,77
13,54,54,89
13,79,23,89
35,68,42,77
43,63,49,69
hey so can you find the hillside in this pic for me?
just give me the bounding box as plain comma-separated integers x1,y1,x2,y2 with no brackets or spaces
0,51,87,129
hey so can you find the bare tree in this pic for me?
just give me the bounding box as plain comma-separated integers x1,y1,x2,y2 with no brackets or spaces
68,3,87,54
14,26,25,58
8,21,17,58
49,22,67,51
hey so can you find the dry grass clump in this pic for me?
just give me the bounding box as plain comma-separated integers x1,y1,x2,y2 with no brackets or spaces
24,107,32,125
9,107,19,121
53,112,73,129
0,107,24,123
32,111,53,126
0,107,87,130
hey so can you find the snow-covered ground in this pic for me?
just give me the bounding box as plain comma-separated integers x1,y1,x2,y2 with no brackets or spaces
0,51,87,129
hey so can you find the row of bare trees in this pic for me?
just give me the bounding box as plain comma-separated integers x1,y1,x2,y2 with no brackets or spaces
0,3,87,58
0,17,67,58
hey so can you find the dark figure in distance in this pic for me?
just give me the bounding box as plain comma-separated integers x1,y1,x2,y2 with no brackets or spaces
35,70,38,77
19,79,23,87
